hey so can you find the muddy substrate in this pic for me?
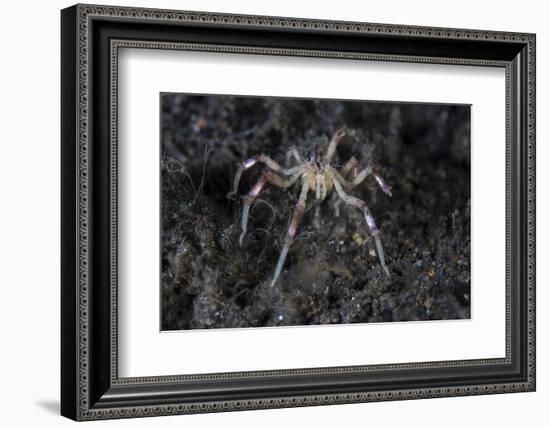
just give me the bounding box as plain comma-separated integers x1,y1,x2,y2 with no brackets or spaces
161,94,471,330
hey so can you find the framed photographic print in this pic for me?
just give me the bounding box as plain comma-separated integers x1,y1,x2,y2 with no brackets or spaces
61,4,536,421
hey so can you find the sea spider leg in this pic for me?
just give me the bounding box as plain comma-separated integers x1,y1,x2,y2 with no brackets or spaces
330,164,392,197
327,168,353,214
239,170,303,247
350,167,392,197
270,180,310,287
227,154,303,199
331,178,390,276
331,193,342,217
371,169,392,196
329,166,353,190
340,156,358,179
324,126,347,163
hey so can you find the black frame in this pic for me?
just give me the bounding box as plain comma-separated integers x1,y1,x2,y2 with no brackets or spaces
61,4,536,421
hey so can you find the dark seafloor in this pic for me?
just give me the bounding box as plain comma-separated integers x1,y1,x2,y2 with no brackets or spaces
161,94,471,330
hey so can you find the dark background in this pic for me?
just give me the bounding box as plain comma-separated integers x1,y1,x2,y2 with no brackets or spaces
160,94,471,330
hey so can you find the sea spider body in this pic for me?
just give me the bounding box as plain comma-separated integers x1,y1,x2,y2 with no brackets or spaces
227,127,392,286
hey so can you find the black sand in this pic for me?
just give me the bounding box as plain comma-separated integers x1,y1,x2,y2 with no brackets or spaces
160,94,471,330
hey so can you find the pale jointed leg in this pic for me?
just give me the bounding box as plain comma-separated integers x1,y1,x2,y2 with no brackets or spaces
270,181,310,287
333,195,342,217
239,172,268,247
333,163,392,197
371,169,392,197
227,154,283,199
324,127,347,163
227,154,305,199
331,178,390,276
340,156,358,179
349,167,392,197
238,170,303,247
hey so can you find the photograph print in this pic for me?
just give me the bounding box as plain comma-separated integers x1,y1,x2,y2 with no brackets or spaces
160,94,471,331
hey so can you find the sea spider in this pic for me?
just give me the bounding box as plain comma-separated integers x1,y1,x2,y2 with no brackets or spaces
227,127,392,286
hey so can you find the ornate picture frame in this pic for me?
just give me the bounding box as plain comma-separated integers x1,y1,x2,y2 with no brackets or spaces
61,4,536,421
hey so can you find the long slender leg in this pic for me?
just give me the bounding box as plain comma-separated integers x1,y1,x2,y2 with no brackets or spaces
333,195,342,217
227,154,304,199
331,178,390,276
371,169,392,196
238,170,302,246
270,181,310,287
340,156,358,179
324,127,347,163
228,154,281,199
330,165,392,197
239,172,268,246
350,167,392,197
